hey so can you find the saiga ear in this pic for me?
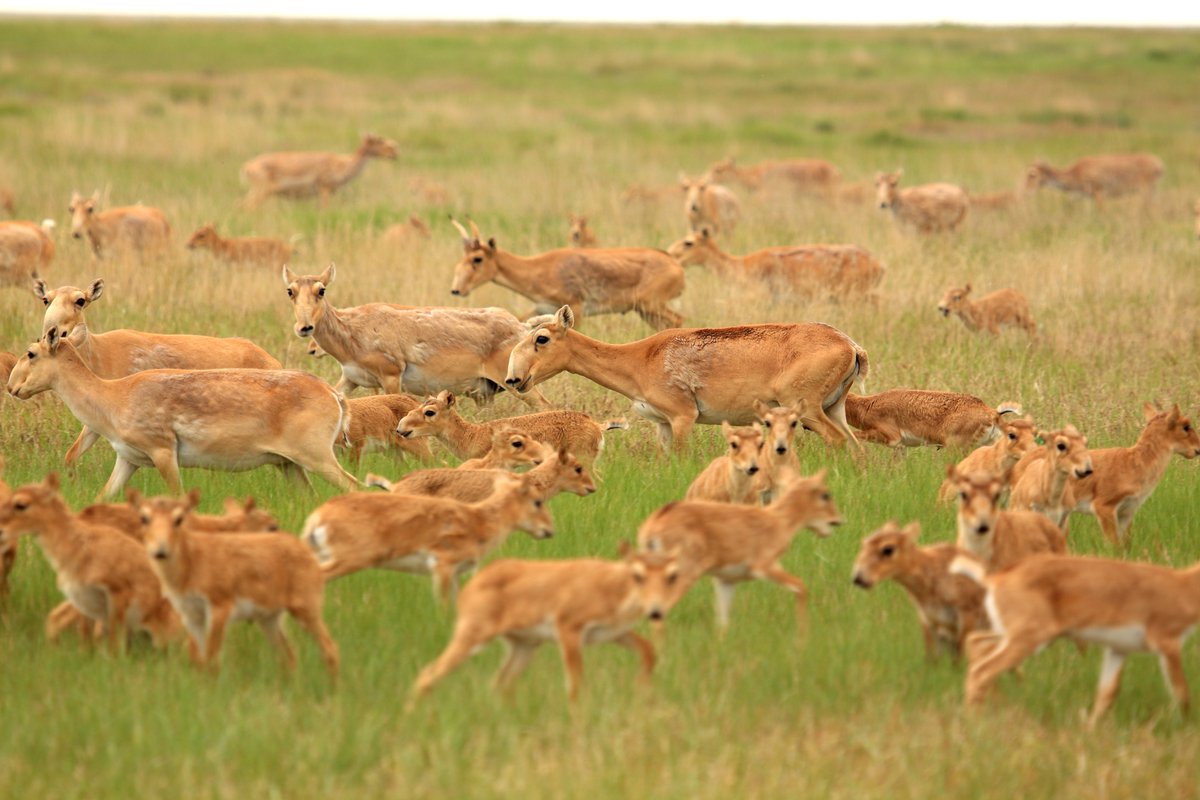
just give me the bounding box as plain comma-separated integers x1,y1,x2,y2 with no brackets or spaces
901,521,921,542
555,305,576,330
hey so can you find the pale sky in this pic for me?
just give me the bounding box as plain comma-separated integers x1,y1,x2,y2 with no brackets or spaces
3,0,1198,26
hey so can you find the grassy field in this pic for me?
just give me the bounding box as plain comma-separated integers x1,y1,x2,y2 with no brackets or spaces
2,17,1200,799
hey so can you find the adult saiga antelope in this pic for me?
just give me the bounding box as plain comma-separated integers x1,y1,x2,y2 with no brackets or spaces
36,278,282,466
6,329,358,498
240,133,398,209
449,219,685,330
505,305,867,451
1025,153,1163,207
283,264,548,406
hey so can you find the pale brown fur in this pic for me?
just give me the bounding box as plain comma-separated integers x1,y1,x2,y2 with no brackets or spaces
55,494,282,638
410,543,681,704
1025,153,1163,207
455,428,550,470
380,215,431,249
1009,425,1094,527
846,389,1021,449
567,213,597,248
138,490,339,677
0,459,13,603
240,133,398,208
852,521,986,661
35,278,282,466
69,191,170,260
750,400,805,504
343,394,432,464
1010,403,1200,545
967,190,1019,211
707,156,841,194
679,174,741,234
79,494,280,540
0,220,54,286
684,421,763,504
936,416,1038,503
938,283,1036,337
284,263,547,407
0,351,14,386
875,171,968,233
956,553,1200,723
0,473,179,650
949,467,1067,574
396,389,625,463
450,218,685,330
506,305,868,451
368,448,594,502
668,226,884,299
302,472,554,602
6,330,357,498
186,223,294,267
637,471,842,631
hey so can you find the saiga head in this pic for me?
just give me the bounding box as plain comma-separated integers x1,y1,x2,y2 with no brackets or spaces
283,263,335,338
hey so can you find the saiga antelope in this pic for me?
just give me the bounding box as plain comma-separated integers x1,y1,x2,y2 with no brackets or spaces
0,473,179,650
410,543,682,704
1010,403,1200,545
240,133,398,208
852,521,986,661
955,553,1200,724
0,220,55,287
367,447,595,503
846,389,1022,449
68,191,170,260
567,213,597,248
937,284,1037,337
283,264,549,407
679,174,741,234
936,416,1038,503
449,219,685,330
396,389,626,463
6,329,358,498
505,305,868,451
668,227,884,299
186,223,294,267
302,472,554,602
343,394,433,464
751,401,805,504
0,458,14,603
707,156,841,195
1025,153,1163,207
685,422,764,504
137,490,339,677
875,171,968,233
637,471,842,632
35,278,282,466
1008,425,1094,527
948,467,1067,574
456,428,550,470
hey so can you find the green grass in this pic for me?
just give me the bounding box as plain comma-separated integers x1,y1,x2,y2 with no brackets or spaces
2,18,1200,799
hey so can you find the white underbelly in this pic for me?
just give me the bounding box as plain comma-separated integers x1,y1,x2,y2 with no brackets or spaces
582,621,632,644
632,401,669,423
507,619,558,644
898,430,932,447
378,553,435,574
1072,624,1147,652
64,583,110,621
711,564,753,582
342,362,383,389
232,597,277,622
177,442,285,470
